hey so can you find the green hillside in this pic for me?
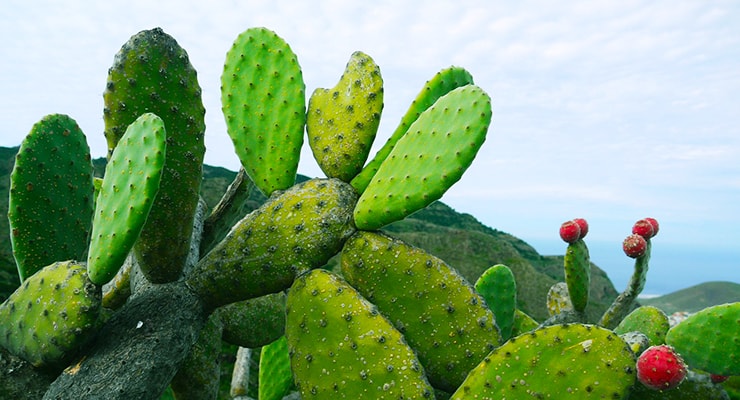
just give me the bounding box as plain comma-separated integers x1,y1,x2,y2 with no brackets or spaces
0,146,621,321
640,281,740,314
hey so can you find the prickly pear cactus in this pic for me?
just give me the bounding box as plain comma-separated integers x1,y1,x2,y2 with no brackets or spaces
547,281,574,316
104,27,206,284
306,51,383,182
258,336,293,400
665,302,740,376
350,66,474,193
221,27,305,196
341,231,501,392
217,292,286,348
0,261,101,369
8,114,94,281
86,113,166,285
451,324,637,399
186,178,357,309
475,264,517,341
353,85,491,230
285,269,435,399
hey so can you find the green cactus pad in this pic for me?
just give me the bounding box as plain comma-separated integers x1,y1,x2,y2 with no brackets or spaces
547,282,574,316
511,309,539,337
221,27,305,196
475,264,517,341
627,371,732,399
285,269,435,399
341,231,501,392
306,51,383,182
353,84,491,230
187,178,357,309
451,324,636,399
216,292,286,348
614,306,670,346
665,302,740,376
0,261,101,369
564,239,590,312
8,114,94,281
351,66,474,193
600,241,652,329
104,27,206,284
259,336,293,400
87,113,166,285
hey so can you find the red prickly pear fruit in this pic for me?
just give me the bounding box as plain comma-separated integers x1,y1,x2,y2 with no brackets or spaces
572,218,589,239
632,219,655,239
711,374,729,384
623,234,648,258
559,220,581,243
636,345,687,391
644,217,659,236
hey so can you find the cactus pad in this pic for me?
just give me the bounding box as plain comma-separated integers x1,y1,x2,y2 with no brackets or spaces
221,27,305,196
259,336,293,400
451,324,636,399
306,51,383,182
87,113,166,285
341,231,501,392
0,261,101,368
665,302,740,376
187,178,357,309
8,114,94,281
104,27,206,284
351,66,474,193
217,292,286,348
353,84,491,230
564,239,590,312
475,264,517,341
614,306,670,347
547,281,574,316
285,269,435,399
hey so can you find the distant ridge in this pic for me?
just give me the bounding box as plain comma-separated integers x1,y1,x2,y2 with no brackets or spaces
640,281,740,314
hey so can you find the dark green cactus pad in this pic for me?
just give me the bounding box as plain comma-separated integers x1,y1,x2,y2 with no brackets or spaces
170,313,223,400
306,51,383,182
353,85,491,230
600,241,652,329
341,231,501,392
451,324,636,399
564,239,590,312
216,292,286,348
475,264,517,341
87,113,166,286
351,66,474,193
0,261,101,369
285,269,435,399
221,27,305,196
665,302,740,376
8,114,94,281
614,306,670,346
104,27,206,284
259,336,293,400
187,178,357,309
627,371,732,399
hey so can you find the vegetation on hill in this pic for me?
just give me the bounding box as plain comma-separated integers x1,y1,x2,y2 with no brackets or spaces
640,281,740,314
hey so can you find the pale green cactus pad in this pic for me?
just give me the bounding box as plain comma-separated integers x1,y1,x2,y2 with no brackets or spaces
451,324,636,399
0,261,101,369
353,84,491,230
87,113,166,286
285,269,435,399
306,51,383,182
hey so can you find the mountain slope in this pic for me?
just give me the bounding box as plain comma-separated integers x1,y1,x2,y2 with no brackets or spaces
640,281,740,314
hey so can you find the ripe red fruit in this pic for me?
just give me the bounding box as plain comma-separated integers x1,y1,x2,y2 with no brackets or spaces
623,234,648,258
636,345,687,391
644,217,659,236
572,218,589,239
633,219,655,239
711,374,729,384
559,220,581,243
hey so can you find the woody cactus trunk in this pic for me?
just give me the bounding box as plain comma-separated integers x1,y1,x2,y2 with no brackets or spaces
1,27,738,400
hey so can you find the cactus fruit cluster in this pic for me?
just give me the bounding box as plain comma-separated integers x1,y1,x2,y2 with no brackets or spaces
1,25,738,400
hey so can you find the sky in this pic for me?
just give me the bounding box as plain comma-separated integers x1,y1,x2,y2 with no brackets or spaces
1,1,738,296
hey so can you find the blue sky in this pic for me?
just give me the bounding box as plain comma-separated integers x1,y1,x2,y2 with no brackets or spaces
1,1,738,295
